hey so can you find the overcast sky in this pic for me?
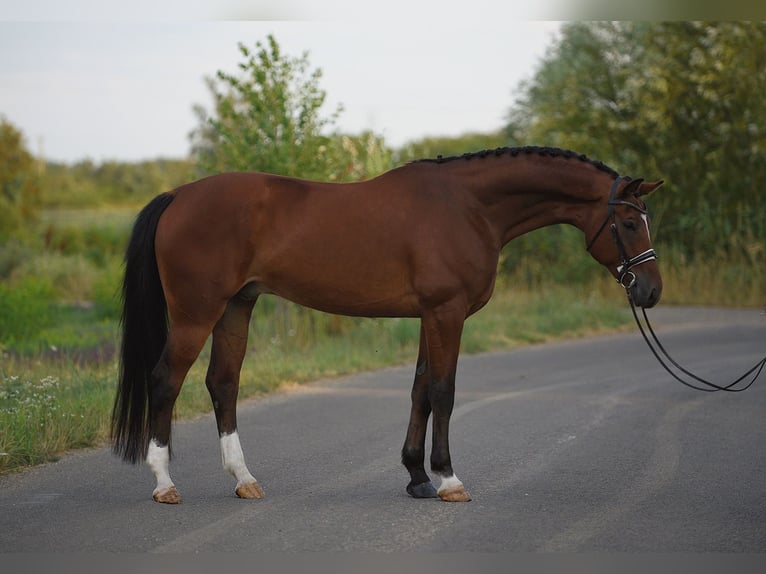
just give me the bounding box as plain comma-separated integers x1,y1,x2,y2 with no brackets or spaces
0,0,759,163
0,3,563,163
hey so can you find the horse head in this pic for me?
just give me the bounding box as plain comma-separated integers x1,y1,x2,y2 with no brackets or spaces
586,177,664,309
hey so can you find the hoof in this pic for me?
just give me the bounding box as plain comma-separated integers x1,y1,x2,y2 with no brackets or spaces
153,485,182,504
236,480,265,499
438,485,472,502
407,480,439,499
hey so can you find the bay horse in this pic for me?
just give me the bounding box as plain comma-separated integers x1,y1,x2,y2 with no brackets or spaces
112,146,663,504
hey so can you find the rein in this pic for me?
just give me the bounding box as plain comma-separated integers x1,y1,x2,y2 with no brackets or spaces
597,178,766,392
627,300,766,392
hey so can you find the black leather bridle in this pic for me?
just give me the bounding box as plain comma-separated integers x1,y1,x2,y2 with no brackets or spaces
586,176,657,289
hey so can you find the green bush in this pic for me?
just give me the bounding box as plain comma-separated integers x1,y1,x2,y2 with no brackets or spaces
10,252,100,303
0,277,56,346
91,257,122,319
0,239,36,280
43,224,128,266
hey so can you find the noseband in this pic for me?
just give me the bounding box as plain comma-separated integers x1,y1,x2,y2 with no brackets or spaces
586,176,657,290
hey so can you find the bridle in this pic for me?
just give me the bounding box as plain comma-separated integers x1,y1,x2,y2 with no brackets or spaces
586,176,657,290
589,176,766,392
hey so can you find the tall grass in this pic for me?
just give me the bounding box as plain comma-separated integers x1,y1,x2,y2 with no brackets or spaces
0,370,113,470
656,245,765,307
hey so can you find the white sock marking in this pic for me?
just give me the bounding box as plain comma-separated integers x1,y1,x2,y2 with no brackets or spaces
146,439,174,495
435,473,464,493
220,431,257,487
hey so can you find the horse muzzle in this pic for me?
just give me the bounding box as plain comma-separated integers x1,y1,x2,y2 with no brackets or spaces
616,248,661,308
621,268,661,308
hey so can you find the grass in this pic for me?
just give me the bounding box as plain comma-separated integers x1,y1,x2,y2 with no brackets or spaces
0,368,114,471
2,206,764,475
0,282,634,474
658,250,766,307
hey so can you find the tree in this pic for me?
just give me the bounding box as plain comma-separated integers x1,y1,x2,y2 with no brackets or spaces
190,35,343,179
326,131,393,182
189,36,398,336
0,117,41,241
41,158,194,208
507,22,766,256
396,130,509,164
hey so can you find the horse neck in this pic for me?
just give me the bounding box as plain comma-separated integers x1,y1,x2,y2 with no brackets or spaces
443,155,614,246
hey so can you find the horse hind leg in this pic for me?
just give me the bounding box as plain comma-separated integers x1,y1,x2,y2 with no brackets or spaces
206,294,264,500
147,320,213,504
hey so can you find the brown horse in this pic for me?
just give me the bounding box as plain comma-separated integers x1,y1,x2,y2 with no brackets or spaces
112,146,663,503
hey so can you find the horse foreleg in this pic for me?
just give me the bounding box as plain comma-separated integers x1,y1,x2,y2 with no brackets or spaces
402,324,438,498
206,295,264,500
423,305,472,502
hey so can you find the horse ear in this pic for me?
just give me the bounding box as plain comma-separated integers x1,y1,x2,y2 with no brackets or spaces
618,178,644,198
636,180,664,197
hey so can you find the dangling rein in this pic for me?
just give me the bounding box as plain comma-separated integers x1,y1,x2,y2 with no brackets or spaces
627,300,766,392
594,177,766,392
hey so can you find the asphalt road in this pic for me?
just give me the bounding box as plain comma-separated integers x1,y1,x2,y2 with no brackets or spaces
1,307,765,552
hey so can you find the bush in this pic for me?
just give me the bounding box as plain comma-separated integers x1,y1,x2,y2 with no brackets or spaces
91,257,122,319
43,223,128,266
0,277,56,347
0,239,35,280
9,252,100,303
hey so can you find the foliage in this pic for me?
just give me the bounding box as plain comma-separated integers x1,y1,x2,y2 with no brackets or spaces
0,117,41,241
0,277,56,347
396,130,509,163
190,34,344,179
41,158,193,208
40,219,128,266
9,252,101,303
0,239,35,280
325,131,393,182
507,22,766,259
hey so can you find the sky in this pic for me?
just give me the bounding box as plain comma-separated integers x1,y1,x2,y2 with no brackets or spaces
4,1,754,164
0,2,564,163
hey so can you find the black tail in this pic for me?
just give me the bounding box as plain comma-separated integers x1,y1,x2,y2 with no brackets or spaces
111,192,175,463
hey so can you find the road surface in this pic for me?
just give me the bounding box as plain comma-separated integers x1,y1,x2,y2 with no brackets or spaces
1,307,765,552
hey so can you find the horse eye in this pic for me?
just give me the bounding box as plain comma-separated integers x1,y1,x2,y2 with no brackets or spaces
623,219,637,231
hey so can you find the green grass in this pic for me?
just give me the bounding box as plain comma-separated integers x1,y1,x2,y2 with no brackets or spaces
0,367,114,470
0,283,633,474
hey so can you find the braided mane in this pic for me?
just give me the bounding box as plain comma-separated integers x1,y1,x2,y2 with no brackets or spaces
415,146,619,179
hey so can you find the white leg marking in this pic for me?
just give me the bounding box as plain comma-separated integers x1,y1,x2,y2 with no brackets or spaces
146,439,174,495
435,473,464,494
220,431,257,487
